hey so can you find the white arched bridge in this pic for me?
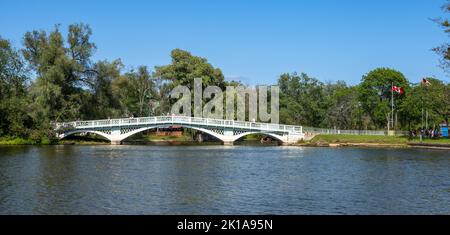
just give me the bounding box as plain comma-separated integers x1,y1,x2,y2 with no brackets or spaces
54,116,304,145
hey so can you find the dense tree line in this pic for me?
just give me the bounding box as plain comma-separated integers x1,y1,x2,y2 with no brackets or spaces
277,69,449,130
0,24,237,141
0,22,449,141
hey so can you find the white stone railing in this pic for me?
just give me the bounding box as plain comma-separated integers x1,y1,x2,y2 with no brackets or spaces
54,115,303,134
302,127,386,136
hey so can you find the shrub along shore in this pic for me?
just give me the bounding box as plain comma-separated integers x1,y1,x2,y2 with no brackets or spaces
0,137,53,145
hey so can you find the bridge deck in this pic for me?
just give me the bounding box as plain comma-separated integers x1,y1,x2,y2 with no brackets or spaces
55,116,303,134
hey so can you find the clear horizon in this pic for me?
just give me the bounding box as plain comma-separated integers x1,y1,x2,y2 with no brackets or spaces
1,0,449,85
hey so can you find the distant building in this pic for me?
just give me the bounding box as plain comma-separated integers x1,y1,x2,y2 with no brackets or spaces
152,125,183,137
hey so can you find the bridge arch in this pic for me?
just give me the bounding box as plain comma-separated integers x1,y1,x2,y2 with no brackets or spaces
111,124,226,143
231,131,286,143
59,130,112,141
59,126,293,144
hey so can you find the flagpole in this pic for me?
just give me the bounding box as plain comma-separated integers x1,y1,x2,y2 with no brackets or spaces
391,82,394,131
420,80,424,142
421,103,424,142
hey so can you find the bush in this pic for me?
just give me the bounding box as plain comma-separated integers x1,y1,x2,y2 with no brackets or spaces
0,137,35,145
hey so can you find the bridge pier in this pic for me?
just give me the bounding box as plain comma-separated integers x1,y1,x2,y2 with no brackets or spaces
222,129,235,146
223,141,234,146
111,140,122,145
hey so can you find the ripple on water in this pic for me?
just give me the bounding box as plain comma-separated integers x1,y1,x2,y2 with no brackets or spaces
0,145,449,214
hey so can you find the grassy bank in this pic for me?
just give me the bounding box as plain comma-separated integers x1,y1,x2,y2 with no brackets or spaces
0,137,53,145
310,134,408,144
302,134,450,148
0,135,109,145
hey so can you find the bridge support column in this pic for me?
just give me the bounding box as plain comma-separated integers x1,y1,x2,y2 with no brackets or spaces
222,128,235,146
282,134,304,145
110,127,122,145
223,141,234,146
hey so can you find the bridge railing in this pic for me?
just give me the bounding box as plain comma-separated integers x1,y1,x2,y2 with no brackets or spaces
56,116,405,135
302,127,408,136
55,116,410,136
54,116,304,134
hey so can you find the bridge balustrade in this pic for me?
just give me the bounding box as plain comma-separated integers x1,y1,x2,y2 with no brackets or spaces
55,116,305,135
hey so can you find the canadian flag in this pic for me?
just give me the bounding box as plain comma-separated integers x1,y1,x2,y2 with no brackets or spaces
421,78,431,86
392,85,404,95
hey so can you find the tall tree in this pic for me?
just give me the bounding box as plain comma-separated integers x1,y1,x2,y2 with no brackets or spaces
0,37,32,137
278,72,329,127
154,49,225,115
134,66,157,116
399,77,450,128
433,1,450,74
323,82,364,129
22,24,96,126
155,49,225,89
82,59,124,119
358,68,409,129
112,66,157,117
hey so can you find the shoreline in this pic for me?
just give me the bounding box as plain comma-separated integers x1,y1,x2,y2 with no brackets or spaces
1,136,449,150
295,142,450,150
297,134,450,150
1,141,449,150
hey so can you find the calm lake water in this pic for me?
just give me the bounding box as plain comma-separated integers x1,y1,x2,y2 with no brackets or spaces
0,145,449,214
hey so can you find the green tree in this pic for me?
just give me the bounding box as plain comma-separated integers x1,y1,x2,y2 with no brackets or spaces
82,59,124,119
399,77,450,129
323,82,364,129
154,49,226,115
22,23,96,132
112,66,157,117
278,72,329,127
155,49,225,89
433,1,450,74
0,37,32,137
358,68,409,129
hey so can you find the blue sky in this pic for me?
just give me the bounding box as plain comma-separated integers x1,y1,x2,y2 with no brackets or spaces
1,0,449,85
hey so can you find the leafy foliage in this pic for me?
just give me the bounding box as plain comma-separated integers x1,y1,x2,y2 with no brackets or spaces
358,68,409,129
434,1,450,74
399,77,450,128
0,38,33,138
154,49,226,114
0,22,449,142
278,72,329,127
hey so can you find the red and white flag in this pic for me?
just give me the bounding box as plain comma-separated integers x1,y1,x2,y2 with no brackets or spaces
392,85,404,95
